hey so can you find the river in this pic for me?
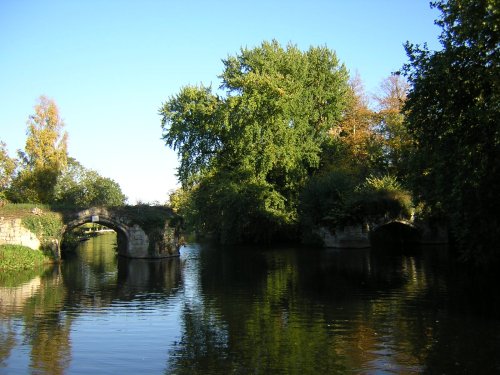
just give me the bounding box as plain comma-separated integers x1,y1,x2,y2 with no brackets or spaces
1,233,500,374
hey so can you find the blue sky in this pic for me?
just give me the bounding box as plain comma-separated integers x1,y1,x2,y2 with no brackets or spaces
0,0,442,203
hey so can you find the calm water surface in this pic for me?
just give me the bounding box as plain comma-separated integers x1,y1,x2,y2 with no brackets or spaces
1,234,500,374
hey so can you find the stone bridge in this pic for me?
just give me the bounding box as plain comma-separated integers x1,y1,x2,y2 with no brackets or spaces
63,206,182,258
316,215,448,249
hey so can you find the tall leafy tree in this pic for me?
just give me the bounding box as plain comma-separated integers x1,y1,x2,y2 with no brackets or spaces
374,74,412,180
0,141,16,200
403,0,500,263
9,96,68,203
161,41,351,243
327,74,385,175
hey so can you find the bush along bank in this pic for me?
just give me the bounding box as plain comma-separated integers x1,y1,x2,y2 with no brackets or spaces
0,244,52,271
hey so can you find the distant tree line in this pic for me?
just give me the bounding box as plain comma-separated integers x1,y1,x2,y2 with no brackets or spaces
162,0,499,265
0,96,126,207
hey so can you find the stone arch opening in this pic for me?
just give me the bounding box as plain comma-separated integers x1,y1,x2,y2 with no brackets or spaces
63,215,129,257
370,221,421,250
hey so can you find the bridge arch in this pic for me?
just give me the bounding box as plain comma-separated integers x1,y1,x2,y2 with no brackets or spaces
64,212,131,257
369,219,421,248
316,216,446,249
62,206,181,258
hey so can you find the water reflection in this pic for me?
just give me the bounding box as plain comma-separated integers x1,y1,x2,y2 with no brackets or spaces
1,234,183,374
168,245,500,374
0,276,42,314
1,238,500,374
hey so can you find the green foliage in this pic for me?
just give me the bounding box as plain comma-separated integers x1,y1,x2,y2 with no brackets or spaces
403,0,500,263
373,75,413,180
300,172,413,240
0,202,50,217
7,168,57,204
161,41,351,243
0,244,51,271
359,174,402,191
9,96,68,203
1,203,64,251
4,98,125,207
172,172,295,244
0,141,16,197
53,158,126,207
21,211,64,243
352,175,413,219
299,168,358,228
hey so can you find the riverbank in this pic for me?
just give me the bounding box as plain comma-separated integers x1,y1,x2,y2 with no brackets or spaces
0,244,52,271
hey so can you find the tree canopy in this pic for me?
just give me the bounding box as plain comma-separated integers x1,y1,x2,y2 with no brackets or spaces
0,142,16,200
161,41,351,243
4,96,127,208
403,0,500,263
53,158,126,207
8,96,68,203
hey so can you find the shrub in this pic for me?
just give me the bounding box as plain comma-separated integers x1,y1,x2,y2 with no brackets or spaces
351,174,413,219
299,169,358,231
0,244,51,271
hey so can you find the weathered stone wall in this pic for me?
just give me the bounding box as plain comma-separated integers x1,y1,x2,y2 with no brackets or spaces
0,218,40,250
317,218,448,248
316,225,370,248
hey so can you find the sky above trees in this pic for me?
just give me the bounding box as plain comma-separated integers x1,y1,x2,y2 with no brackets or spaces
0,0,441,203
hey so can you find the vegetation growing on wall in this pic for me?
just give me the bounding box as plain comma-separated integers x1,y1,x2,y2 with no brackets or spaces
21,211,64,245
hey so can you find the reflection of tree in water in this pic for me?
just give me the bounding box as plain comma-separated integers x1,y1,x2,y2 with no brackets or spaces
167,247,350,373
168,304,233,375
116,256,181,300
24,310,72,375
167,245,500,373
0,266,71,374
1,234,183,374
0,320,16,367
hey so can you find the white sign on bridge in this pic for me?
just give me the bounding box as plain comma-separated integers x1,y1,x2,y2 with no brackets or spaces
91,215,99,222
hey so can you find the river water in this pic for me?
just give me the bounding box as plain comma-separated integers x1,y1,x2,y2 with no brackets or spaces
1,233,500,374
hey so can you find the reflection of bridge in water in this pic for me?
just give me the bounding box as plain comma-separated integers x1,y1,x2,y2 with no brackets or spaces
0,241,183,374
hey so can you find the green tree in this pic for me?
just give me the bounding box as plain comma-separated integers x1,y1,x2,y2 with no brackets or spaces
161,41,351,243
403,0,500,263
8,96,68,203
54,158,126,207
0,141,16,200
374,74,412,180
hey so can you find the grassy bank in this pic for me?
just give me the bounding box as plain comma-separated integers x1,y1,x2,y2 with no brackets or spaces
0,244,52,271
